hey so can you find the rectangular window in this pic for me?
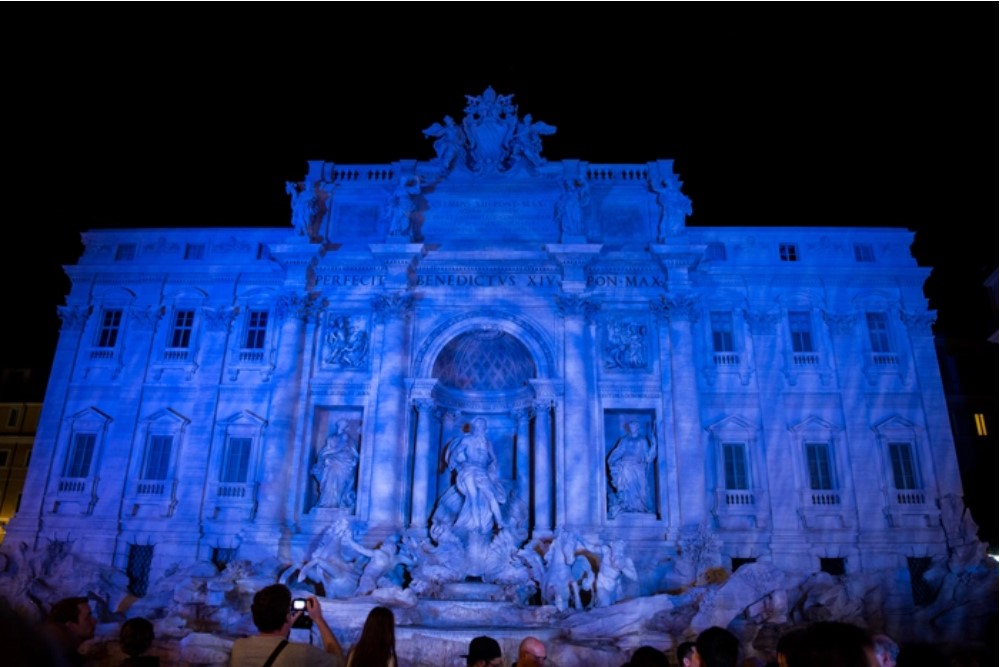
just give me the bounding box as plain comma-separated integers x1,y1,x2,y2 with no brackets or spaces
63,433,96,478
710,311,735,352
779,243,798,262
888,442,919,490
974,413,988,436
211,547,238,572
142,435,173,480
853,243,875,262
95,309,123,348
820,557,846,576
705,242,727,261
722,442,749,490
115,244,136,261
866,312,892,353
0,450,9,467
220,437,252,483
169,310,195,349
126,544,154,597
805,442,835,490
184,243,205,260
243,310,268,350
908,556,935,606
788,311,814,353
6,408,19,428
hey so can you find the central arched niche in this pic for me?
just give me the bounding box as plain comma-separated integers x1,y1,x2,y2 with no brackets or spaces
433,327,537,393
429,327,538,509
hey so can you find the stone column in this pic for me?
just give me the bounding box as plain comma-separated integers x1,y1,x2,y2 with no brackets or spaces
258,292,312,528
532,398,554,535
657,293,706,530
408,380,439,533
511,406,533,506
365,291,414,527
555,294,601,526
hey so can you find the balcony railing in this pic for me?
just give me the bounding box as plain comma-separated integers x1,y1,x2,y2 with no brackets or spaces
714,352,740,366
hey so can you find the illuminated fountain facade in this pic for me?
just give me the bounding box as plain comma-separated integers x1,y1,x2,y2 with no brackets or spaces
2,89,991,665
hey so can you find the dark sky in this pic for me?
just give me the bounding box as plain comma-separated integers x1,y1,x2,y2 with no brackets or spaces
2,11,995,395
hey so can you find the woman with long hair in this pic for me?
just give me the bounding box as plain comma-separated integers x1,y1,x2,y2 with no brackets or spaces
346,606,396,667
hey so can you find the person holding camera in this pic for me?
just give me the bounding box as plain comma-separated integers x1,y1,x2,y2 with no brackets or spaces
230,583,344,667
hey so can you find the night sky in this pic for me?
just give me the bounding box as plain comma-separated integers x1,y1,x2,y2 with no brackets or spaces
3,11,994,402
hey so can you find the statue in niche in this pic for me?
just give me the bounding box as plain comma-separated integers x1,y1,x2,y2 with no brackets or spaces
454,419,506,531
604,320,647,369
286,181,320,236
422,115,466,170
512,113,556,166
385,175,421,237
555,178,590,237
652,176,692,241
607,420,655,517
435,417,506,536
326,315,369,368
311,419,360,509
594,539,638,607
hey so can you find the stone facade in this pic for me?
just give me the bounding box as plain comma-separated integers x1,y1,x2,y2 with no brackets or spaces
2,89,989,664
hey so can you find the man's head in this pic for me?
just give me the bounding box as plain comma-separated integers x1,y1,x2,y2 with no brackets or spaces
120,617,154,657
518,636,546,667
677,641,696,667
250,584,292,634
694,626,739,667
48,597,96,644
465,635,502,667
872,635,899,667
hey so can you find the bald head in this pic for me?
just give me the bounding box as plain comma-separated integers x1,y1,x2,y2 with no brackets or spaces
518,636,546,666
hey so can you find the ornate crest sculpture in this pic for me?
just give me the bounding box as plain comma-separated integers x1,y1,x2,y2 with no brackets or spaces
423,87,557,175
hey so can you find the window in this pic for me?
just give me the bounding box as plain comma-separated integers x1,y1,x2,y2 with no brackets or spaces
63,433,97,478
805,442,835,490
184,243,205,260
243,310,268,350
220,437,252,483
7,408,19,428
907,557,935,606
126,544,154,597
95,309,123,348
710,311,735,353
788,311,814,353
888,442,919,490
0,450,9,467
866,312,892,353
705,242,727,261
853,243,875,262
141,435,173,480
820,557,845,576
722,442,749,490
115,244,136,261
168,310,195,349
212,547,238,572
779,243,798,262
974,413,988,436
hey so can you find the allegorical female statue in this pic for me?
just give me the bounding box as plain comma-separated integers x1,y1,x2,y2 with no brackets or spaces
312,419,359,509
607,420,655,517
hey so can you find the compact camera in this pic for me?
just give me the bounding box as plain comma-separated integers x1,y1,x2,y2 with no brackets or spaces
291,597,313,629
